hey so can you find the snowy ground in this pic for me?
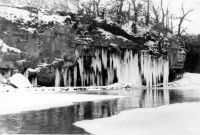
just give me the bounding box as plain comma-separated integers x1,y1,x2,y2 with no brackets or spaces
75,102,200,135
168,72,200,89
0,93,124,115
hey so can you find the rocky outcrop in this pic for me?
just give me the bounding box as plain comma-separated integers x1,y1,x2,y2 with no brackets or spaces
0,4,176,87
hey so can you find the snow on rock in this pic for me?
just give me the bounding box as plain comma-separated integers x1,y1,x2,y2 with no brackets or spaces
0,93,122,115
94,16,103,23
137,25,151,36
0,6,32,23
37,12,66,24
8,73,32,88
27,68,39,73
0,5,66,25
98,28,129,41
116,36,128,41
75,102,200,135
144,41,157,47
17,59,28,64
37,63,50,67
121,21,152,37
104,16,115,24
0,0,79,13
121,21,133,35
98,28,113,40
20,27,36,33
110,43,118,47
0,39,21,53
169,73,200,88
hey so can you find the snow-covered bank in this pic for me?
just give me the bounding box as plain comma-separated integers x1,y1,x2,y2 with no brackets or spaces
0,82,135,93
75,102,200,135
0,93,124,115
169,72,200,89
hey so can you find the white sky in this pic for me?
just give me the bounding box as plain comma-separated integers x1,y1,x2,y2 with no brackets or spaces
153,0,200,34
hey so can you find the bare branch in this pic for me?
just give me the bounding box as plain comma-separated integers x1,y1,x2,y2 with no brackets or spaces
177,3,194,35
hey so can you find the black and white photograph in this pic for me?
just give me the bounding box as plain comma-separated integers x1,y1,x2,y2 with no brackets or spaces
0,0,200,134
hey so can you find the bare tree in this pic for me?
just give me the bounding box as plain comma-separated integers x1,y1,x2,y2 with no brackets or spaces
127,1,131,20
160,0,165,27
170,14,174,31
132,0,143,33
95,0,101,16
117,0,125,23
80,0,101,18
152,5,160,24
165,3,170,28
81,2,93,15
177,3,194,35
145,0,150,26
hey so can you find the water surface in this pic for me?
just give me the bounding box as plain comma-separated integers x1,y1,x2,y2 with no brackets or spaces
0,89,200,134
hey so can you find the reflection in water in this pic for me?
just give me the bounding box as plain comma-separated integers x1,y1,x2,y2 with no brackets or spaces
0,100,119,134
140,89,169,108
0,89,199,134
169,89,200,104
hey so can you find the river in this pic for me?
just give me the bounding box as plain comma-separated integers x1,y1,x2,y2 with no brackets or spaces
0,89,199,134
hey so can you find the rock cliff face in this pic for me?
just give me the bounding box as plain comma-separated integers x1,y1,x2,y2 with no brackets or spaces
0,17,76,67
0,4,172,87
184,46,200,73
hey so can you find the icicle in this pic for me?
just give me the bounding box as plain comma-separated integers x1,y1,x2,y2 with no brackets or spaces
31,77,38,86
97,73,100,86
68,70,72,87
140,52,169,87
78,58,84,86
163,60,169,86
102,49,107,69
31,78,34,85
4,70,11,79
90,73,95,86
91,50,102,74
107,68,114,85
113,50,142,87
35,77,38,86
63,68,68,87
24,70,29,78
74,48,169,88
74,66,77,86
55,68,60,87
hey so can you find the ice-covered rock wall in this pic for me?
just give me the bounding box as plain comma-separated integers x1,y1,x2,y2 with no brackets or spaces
60,48,169,88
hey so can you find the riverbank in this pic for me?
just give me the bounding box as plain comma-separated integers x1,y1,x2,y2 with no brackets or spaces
74,102,200,135
0,93,124,115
